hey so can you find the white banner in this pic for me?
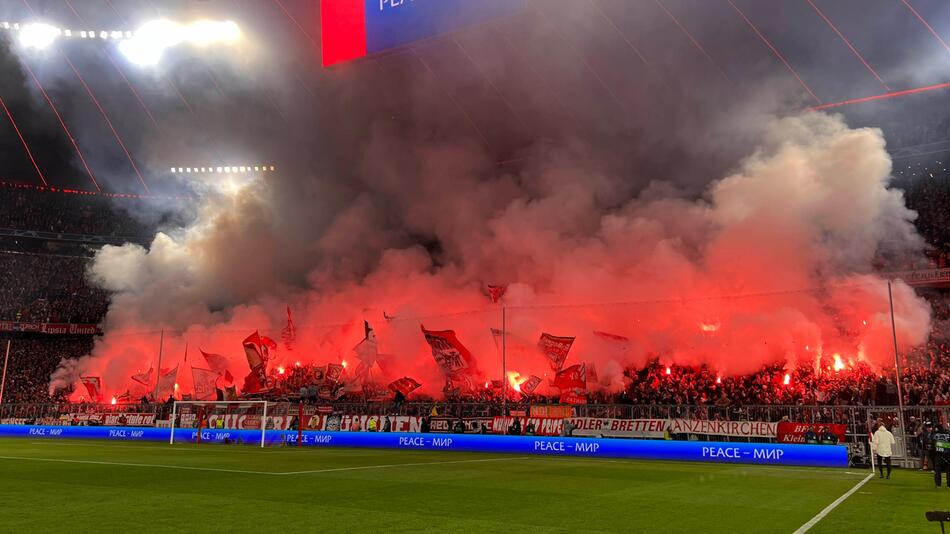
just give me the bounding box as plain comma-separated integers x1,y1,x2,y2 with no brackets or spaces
666,419,777,439
570,418,667,439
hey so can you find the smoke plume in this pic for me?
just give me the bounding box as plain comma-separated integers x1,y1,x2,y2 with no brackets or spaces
52,111,932,398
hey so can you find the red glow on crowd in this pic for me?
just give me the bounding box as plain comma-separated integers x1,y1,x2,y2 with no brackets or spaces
833,354,845,372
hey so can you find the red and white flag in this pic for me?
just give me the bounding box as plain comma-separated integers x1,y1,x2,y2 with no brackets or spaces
200,350,230,374
553,364,586,390
421,326,476,377
388,376,422,396
520,375,542,395
242,365,268,394
326,363,344,383
191,367,219,401
538,333,575,371
131,367,153,387
242,331,266,370
154,366,178,400
281,306,296,351
80,376,102,402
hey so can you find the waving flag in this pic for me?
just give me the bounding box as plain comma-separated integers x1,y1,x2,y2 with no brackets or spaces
200,350,229,374
354,320,378,364
281,307,297,351
260,336,278,359
421,326,476,377
243,331,266,369
388,377,422,396
155,366,178,400
192,367,219,401
553,364,586,390
115,390,132,403
80,376,102,402
487,284,507,303
131,367,153,387
538,333,575,371
242,366,268,394
326,363,344,383
520,375,542,395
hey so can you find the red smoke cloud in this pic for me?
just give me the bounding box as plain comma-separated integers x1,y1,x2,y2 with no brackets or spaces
52,114,932,399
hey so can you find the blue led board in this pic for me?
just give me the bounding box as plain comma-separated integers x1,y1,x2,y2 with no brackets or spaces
0,425,848,467
322,0,527,66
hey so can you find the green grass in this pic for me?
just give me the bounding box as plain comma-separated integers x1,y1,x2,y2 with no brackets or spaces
0,438,943,533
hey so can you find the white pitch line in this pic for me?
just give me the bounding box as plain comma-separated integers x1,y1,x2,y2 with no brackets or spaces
278,455,532,475
792,472,874,533
0,455,275,475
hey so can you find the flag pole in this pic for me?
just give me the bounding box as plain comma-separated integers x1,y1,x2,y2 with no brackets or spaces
887,281,908,453
502,306,507,418
153,329,164,400
0,339,11,405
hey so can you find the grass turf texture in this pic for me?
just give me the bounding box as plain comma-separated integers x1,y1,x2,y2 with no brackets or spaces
0,438,943,533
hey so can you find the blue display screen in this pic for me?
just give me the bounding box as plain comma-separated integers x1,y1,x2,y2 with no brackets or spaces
0,425,848,467
364,0,527,54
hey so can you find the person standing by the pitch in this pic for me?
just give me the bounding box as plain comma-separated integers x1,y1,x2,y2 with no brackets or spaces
873,421,895,479
931,422,950,488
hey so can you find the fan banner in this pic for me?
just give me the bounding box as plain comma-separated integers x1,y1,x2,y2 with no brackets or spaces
776,422,847,444
667,419,777,439
421,326,476,376
538,333,575,371
570,418,667,439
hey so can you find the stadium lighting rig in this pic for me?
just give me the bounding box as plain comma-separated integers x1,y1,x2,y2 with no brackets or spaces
2,19,241,66
2,21,134,49
169,165,276,175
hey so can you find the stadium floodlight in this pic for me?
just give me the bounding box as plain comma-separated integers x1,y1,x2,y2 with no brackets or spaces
120,19,241,66
18,23,61,50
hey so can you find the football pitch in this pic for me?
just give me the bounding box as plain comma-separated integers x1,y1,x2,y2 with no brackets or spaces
0,438,944,533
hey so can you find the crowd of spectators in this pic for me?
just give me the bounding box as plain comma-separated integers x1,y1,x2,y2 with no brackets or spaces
0,251,109,324
0,181,153,239
0,336,91,404
893,158,950,268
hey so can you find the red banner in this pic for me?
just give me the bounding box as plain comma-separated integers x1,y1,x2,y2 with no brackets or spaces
537,333,574,371
776,422,847,444
530,405,574,419
491,416,564,436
